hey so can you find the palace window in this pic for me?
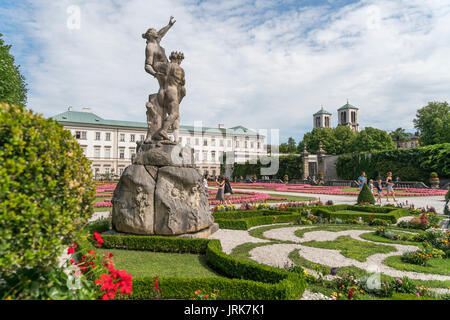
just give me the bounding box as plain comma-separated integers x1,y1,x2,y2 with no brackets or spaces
104,148,111,159
119,148,125,159
94,147,100,158
130,134,135,142
75,131,87,140
95,132,101,141
105,133,111,141
120,134,125,142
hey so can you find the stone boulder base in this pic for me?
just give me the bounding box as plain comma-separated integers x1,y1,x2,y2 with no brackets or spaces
112,164,156,235
112,147,215,237
154,166,213,235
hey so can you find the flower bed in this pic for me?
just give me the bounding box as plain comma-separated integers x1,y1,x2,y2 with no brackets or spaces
231,183,447,197
209,190,286,205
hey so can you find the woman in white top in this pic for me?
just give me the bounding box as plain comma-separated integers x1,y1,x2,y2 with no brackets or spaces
203,173,209,193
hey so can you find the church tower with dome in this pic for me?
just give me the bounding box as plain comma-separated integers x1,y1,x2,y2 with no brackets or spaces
313,100,360,132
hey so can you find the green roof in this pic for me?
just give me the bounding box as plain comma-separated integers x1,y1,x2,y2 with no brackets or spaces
313,107,332,116
51,110,261,136
338,102,359,111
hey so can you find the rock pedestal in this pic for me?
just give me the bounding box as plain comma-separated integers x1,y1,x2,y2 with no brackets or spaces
112,143,217,237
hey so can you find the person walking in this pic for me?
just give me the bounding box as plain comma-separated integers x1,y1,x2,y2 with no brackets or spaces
215,175,225,205
203,173,209,194
356,172,367,191
224,177,234,205
376,178,383,204
385,171,397,202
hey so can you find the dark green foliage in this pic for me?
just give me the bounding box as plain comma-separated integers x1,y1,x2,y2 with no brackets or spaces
311,205,408,223
0,103,96,276
413,101,450,146
213,210,304,230
357,183,375,205
336,143,450,181
298,126,393,155
390,128,412,148
279,137,298,154
100,235,210,254
93,236,306,300
0,34,27,106
352,127,396,153
231,155,303,179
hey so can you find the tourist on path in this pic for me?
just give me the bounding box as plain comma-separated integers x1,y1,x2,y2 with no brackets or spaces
224,177,234,205
203,173,209,193
376,178,383,204
356,172,367,191
368,179,374,193
215,175,225,204
385,171,397,202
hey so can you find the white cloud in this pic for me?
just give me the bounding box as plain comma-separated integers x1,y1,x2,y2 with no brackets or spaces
1,0,449,143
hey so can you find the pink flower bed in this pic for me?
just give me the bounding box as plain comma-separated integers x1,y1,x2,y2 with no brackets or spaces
96,184,117,193
231,183,447,197
94,198,112,208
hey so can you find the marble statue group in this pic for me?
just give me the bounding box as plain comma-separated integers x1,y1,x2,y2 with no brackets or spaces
142,16,185,145
111,17,217,238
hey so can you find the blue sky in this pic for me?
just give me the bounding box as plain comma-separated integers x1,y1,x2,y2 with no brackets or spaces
1,0,449,143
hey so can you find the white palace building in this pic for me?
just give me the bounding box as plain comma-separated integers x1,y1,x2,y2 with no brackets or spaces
52,107,267,178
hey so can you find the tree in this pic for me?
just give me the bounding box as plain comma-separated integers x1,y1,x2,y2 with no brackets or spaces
413,101,450,146
298,128,338,154
352,127,396,153
0,33,27,106
357,182,375,205
390,128,410,148
279,137,298,154
333,125,357,154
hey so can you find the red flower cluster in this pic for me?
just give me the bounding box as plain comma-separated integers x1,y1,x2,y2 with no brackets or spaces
78,250,97,273
94,232,104,248
67,243,77,255
95,254,133,300
152,276,162,298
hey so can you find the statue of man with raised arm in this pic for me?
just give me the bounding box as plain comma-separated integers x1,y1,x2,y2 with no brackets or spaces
142,16,176,143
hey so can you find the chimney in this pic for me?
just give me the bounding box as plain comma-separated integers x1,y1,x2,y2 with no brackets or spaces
68,106,73,111
82,107,91,113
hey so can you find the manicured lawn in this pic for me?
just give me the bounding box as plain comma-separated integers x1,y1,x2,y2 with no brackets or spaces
267,194,316,202
359,232,420,246
95,248,224,278
94,207,111,212
95,197,111,202
301,235,397,262
384,256,450,276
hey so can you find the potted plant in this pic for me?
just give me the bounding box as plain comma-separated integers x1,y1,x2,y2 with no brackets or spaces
429,172,439,189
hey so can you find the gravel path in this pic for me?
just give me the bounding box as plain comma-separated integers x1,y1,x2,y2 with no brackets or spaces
208,229,270,254
247,227,450,281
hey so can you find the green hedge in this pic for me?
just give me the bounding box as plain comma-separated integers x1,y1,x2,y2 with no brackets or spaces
336,143,450,182
100,234,210,254
213,210,304,230
91,235,306,300
310,205,409,223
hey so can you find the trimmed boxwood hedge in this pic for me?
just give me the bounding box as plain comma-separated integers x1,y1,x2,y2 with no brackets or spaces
310,205,409,223
90,234,306,300
213,210,304,230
